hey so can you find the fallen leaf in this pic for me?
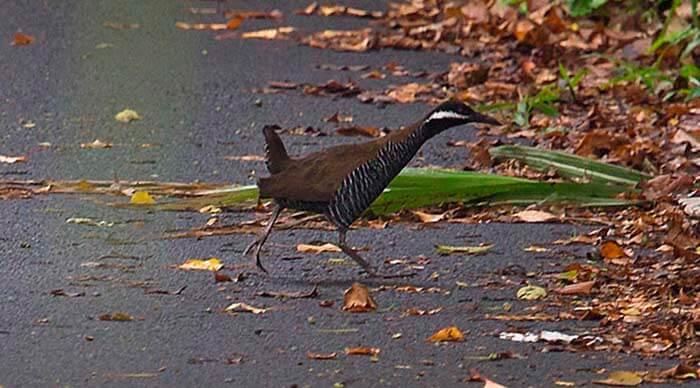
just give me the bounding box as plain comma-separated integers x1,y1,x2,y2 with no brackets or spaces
412,210,446,223
130,191,155,205
307,351,337,360
344,347,380,356
13,32,35,45
226,17,244,30
516,285,547,300
115,109,141,123
99,312,134,321
600,240,630,264
323,112,353,123
513,210,557,223
175,22,228,31
0,155,28,164
50,289,85,297
483,377,508,388
214,273,233,282
554,280,595,295
435,244,492,255
102,21,140,29
66,217,115,227
297,243,341,253
342,282,377,312
524,245,549,252
240,27,295,40
178,258,223,271
224,302,267,314
80,139,113,149
427,326,464,342
336,126,380,137
224,155,265,161
257,286,318,299
593,371,643,386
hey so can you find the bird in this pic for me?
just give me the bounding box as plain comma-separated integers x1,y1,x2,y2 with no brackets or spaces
245,100,500,276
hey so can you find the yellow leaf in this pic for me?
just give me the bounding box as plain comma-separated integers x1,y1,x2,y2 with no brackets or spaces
516,285,547,300
130,191,155,205
593,371,643,386
427,326,464,342
435,244,492,255
178,258,223,271
115,108,141,123
224,302,267,314
297,243,341,254
342,282,377,312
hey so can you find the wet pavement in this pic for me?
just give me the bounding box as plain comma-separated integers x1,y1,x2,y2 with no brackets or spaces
0,1,679,387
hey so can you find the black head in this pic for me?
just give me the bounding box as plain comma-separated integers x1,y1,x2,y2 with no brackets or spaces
423,100,500,129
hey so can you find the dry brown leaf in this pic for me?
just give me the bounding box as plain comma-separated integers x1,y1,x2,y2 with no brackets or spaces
241,27,295,40
296,243,341,254
99,312,134,321
600,241,630,265
226,17,244,30
344,347,380,356
323,112,353,123
513,210,557,223
411,210,446,223
554,280,595,295
342,282,377,312
336,126,380,137
427,326,464,342
13,32,35,45
307,351,337,360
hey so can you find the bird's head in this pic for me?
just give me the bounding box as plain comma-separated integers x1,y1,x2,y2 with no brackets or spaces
422,100,500,131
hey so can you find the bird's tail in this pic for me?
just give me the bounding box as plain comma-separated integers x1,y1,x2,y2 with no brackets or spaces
263,125,289,174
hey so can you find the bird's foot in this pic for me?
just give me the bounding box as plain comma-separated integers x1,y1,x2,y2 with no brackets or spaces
255,255,269,274
243,239,258,256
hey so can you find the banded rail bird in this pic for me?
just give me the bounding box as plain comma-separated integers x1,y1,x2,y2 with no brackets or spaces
245,100,500,276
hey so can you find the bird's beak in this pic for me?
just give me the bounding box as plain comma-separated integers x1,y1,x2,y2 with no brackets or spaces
471,111,501,126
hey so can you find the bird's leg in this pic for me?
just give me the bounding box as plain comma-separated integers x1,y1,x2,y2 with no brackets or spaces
337,227,377,276
336,226,415,279
246,205,282,273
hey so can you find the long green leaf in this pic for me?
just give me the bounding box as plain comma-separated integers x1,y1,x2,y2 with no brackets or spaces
489,145,649,186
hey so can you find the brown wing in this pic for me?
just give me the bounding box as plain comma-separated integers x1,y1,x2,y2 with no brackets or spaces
258,139,386,203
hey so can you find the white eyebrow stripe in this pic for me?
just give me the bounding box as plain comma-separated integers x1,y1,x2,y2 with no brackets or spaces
426,111,468,122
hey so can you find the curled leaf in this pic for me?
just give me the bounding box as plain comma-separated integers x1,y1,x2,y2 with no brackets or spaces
342,282,377,312
427,326,464,342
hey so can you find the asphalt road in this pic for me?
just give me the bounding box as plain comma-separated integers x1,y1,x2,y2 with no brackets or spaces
0,1,679,387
